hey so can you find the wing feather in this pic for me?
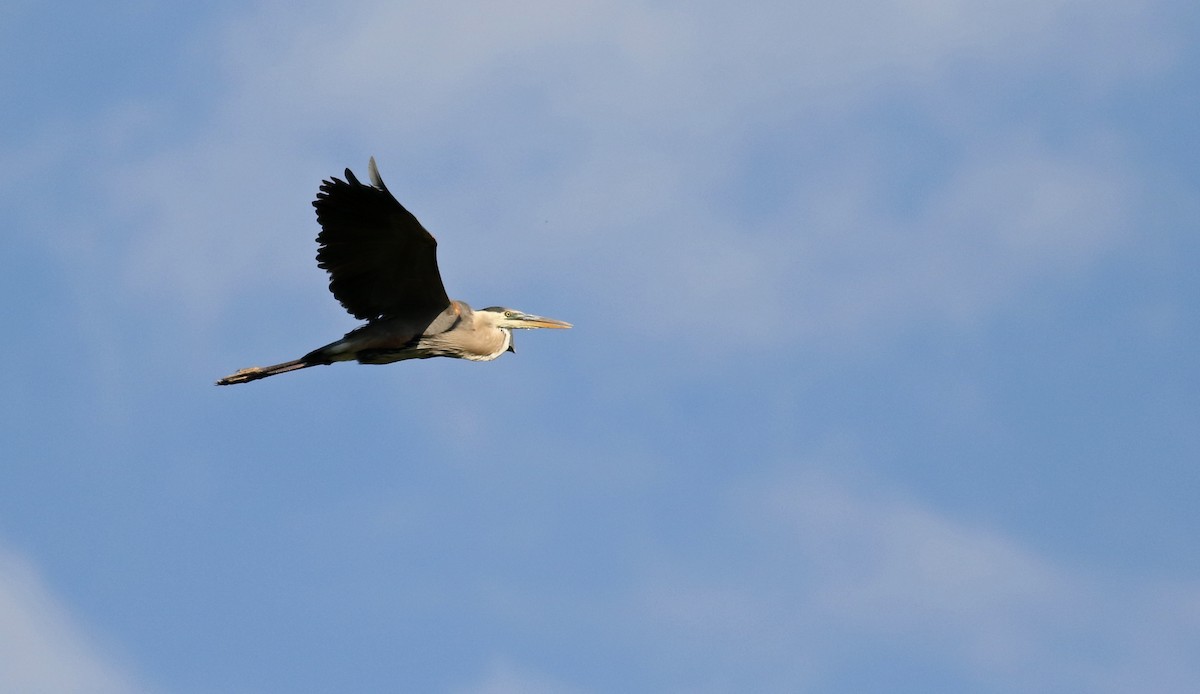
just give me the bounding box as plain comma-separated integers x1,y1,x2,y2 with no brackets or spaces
312,159,451,321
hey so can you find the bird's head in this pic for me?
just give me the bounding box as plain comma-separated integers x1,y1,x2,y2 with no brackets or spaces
478,307,572,354
479,307,573,330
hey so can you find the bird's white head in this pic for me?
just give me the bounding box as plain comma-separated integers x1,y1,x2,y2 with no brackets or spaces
475,306,572,357
479,307,573,331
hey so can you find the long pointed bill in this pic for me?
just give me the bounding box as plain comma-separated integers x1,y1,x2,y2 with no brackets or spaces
511,313,572,329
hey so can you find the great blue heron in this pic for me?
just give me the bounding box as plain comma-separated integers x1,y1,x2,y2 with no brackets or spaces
216,158,570,385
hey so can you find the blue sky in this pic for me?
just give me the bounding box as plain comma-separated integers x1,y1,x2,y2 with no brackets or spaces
2,1,1198,692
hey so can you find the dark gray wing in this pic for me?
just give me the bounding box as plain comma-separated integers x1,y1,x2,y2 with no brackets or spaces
313,158,451,321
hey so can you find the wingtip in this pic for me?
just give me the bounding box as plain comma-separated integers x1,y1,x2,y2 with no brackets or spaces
368,156,384,189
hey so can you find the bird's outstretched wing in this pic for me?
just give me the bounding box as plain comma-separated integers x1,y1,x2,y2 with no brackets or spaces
313,158,451,321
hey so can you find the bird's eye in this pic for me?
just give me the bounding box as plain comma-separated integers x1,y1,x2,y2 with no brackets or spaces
505,311,517,318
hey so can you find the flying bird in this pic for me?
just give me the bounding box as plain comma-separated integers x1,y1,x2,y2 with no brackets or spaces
216,158,570,385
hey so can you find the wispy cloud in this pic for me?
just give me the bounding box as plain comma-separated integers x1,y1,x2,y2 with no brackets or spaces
0,541,144,694
617,468,1200,692
61,0,1176,369
452,658,590,694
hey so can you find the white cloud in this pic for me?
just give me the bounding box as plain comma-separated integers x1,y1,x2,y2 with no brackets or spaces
83,1,1168,352
753,473,1079,662
619,468,1200,692
23,0,1177,386
452,658,589,694
0,541,144,694
398,457,1200,692
785,139,1132,339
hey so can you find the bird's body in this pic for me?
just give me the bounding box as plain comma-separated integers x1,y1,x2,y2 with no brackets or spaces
217,159,569,385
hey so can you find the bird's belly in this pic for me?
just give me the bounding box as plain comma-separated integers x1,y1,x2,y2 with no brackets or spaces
354,346,466,364
355,348,432,364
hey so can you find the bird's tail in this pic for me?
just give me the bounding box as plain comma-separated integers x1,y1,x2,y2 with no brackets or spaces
215,358,317,385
